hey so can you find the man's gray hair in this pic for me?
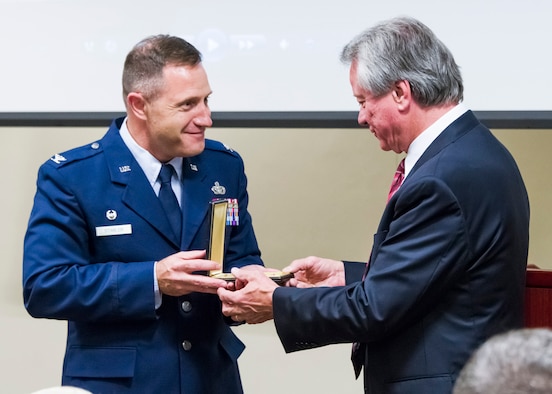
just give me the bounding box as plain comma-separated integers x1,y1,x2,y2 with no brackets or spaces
340,16,463,107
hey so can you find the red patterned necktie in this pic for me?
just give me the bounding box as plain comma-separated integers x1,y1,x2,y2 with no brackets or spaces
387,158,405,202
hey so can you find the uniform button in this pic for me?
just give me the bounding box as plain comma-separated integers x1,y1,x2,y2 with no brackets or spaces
181,301,192,312
90,142,100,149
182,341,192,351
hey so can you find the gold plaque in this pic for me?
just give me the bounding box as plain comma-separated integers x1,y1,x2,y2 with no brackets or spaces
207,199,293,284
208,199,228,276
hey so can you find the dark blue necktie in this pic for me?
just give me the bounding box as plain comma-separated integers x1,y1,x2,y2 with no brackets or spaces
158,164,182,240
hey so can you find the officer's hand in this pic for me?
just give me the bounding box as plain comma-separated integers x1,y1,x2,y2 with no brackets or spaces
156,250,228,296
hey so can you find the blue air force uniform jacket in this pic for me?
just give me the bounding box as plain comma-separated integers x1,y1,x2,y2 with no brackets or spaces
23,117,263,394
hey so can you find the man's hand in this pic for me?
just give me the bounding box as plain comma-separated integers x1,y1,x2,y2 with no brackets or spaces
156,250,228,296
218,267,278,324
284,256,345,288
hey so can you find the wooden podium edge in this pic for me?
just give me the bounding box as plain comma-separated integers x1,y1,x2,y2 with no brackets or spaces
526,268,552,288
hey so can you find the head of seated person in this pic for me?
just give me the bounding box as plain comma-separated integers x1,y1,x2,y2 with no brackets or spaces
454,328,552,394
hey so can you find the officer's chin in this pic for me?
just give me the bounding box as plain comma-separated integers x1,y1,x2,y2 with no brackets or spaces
181,138,205,157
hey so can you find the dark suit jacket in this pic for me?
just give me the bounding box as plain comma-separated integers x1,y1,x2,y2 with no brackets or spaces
273,111,529,394
23,117,263,394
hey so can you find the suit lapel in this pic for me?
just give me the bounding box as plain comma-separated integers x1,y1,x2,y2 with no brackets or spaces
409,110,479,178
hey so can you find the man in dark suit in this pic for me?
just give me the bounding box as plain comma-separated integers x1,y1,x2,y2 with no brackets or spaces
217,16,530,394
23,35,263,393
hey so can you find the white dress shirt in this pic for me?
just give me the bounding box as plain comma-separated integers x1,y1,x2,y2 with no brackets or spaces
404,104,468,178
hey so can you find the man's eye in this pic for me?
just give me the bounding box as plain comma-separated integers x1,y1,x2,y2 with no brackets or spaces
181,101,194,110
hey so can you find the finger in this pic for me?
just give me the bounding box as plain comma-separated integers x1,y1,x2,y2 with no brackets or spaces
219,297,237,318
217,287,236,305
231,266,264,282
283,258,307,273
186,276,228,293
295,281,315,288
281,263,294,272
285,277,298,287
176,250,207,259
173,259,222,273
234,278,247,290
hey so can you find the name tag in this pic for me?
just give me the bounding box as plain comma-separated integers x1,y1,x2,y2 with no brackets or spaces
96,224,132,237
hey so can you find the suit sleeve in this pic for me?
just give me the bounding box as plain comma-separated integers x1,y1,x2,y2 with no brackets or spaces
23,163,156,322
273,177,471,352
344,261,366,284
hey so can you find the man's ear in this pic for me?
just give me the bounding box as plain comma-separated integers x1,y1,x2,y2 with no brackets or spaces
391,80,411,110
126,92,148,120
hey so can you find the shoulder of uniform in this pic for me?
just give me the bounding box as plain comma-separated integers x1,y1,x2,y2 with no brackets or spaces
45,140,103,168
204,139,240,157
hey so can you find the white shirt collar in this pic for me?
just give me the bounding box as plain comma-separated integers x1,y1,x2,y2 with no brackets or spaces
404,104,468,178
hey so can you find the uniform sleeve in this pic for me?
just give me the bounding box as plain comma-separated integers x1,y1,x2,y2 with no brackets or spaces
23,163,157,322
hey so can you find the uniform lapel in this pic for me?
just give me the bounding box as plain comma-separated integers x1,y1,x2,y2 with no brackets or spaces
180,157,211,250
102,121,181,247
123,169,180,247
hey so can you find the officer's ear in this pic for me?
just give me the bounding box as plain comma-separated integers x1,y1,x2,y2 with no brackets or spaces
126,92,148,120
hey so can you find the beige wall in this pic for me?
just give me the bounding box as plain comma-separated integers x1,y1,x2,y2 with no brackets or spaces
1,126,550,393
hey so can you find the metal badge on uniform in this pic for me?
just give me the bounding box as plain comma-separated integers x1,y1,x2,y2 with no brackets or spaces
50,153,66,164
211,181,226,195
